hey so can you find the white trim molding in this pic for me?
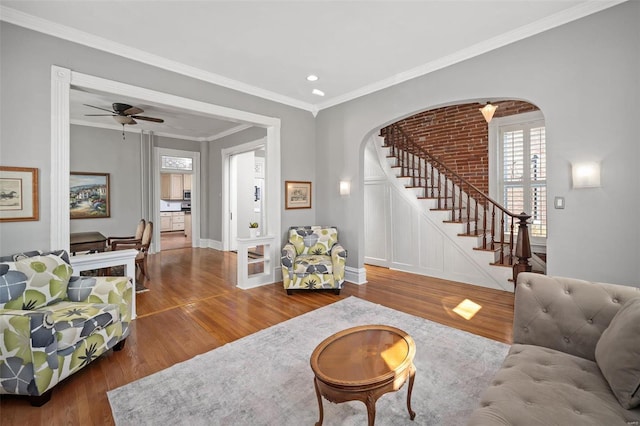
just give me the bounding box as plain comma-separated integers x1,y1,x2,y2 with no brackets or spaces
345,266,367,285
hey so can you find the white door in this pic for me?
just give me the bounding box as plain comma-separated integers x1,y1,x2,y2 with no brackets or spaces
229,151,255,250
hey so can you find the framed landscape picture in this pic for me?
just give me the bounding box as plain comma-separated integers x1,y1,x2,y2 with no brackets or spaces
0,166,39,222
70,172,111,219
285,180,312,209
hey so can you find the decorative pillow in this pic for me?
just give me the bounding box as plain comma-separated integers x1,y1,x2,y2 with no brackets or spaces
595,297,640,409
0,253,73,310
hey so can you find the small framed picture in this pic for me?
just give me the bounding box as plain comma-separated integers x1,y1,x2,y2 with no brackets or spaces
70,172,111,219
285,180,312,209
0,166,39,222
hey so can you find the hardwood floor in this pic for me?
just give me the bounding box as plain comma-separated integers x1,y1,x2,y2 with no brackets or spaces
0,248,514,425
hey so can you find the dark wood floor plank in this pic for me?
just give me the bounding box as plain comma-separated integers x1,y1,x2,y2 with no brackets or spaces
0,247,514,425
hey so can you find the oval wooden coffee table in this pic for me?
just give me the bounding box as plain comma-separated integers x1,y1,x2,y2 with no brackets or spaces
310,324,416,426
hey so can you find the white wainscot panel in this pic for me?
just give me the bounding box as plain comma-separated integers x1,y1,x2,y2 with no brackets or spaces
419,218,444,272
391,190,417,266
364,183,388,262
443,244,480,280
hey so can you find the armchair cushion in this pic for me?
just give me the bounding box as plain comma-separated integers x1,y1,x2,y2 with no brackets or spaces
49,301,119,351
0,251,73,310
595,297,640,409
293,255,333,274
288,226,338,256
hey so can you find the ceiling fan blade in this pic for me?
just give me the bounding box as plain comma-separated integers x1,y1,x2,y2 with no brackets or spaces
131,115,164,123
84,104,116,113
85,114,116,116
124,106,144,115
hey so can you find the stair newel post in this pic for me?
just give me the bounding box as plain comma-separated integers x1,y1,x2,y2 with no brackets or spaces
513,212,532,285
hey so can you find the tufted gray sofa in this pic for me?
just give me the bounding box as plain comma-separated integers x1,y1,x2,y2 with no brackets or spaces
468,272,640,425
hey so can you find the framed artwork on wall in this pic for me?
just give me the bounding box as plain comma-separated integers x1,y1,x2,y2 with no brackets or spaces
0,166,39,222
285,180,312,209
70,172,111,219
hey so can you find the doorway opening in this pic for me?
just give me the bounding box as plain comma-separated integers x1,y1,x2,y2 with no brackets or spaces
222,138,266,251
156,149,199,251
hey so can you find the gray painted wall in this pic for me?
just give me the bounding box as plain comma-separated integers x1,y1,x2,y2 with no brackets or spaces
69,124,143,237
0,22,315,256
315,1,640,286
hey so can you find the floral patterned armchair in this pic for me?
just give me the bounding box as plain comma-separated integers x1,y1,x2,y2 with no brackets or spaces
281,226,347,294
0,250,132,406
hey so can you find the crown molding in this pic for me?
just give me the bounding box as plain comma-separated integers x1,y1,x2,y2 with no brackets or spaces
3,1,626,114
1,6,314,113
206,124,253,142
314,0,627,111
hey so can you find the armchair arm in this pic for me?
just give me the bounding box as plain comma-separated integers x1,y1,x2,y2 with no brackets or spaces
0,310,58,396
330,244,347,284
110,238,142,252
107,235,136,245
280,244,296,287
65,276,133,326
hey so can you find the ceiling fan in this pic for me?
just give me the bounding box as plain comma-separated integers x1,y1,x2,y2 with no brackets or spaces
84,102,164,124
84,102,165,139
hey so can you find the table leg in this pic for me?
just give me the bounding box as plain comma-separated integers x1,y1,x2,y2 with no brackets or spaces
365,392,377,426
314,377,324,426
406,364,416,420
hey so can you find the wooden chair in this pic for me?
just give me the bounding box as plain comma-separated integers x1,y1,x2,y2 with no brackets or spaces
111,221,153,282
106,219,145,247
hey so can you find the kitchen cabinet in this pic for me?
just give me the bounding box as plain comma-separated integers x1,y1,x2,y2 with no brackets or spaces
160,212,172,232
161,174,185,200
183,174,192,191
160,211,185,232
171,211,185,231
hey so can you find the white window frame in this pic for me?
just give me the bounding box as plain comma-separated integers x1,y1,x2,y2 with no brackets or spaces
488,110,546,246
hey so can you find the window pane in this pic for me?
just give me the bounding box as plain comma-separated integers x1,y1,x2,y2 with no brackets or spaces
530,184,546,237
161,155,193,171
504,185,524,213
530,127,546,181
503,130,524,182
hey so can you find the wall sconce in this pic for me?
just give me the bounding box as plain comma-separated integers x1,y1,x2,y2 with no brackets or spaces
572,162,601,188
479,102,498,123
339,180,351,196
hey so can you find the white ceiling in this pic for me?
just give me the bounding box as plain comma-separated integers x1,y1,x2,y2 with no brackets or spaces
1,0,624,139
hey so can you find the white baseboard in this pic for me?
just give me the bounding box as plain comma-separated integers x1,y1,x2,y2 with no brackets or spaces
345,266,367,285
199,239,222,250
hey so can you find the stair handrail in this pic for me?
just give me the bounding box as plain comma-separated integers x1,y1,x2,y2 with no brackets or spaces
382,123,532,284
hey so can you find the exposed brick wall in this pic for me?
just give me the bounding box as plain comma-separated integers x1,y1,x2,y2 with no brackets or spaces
383,101,539,194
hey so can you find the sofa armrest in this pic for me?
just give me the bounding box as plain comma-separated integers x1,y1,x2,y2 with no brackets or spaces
0,309,58,395
280,244,296,287
330,244,347,283
65,276,133,325
514,272,640,361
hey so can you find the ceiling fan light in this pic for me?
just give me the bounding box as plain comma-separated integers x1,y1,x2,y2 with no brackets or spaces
113,115,134,125
479,103,498,123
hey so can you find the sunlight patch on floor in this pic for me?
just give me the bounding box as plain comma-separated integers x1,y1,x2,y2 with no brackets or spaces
452,299,482,320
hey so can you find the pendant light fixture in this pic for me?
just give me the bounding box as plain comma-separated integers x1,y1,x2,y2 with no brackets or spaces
479,102,498,123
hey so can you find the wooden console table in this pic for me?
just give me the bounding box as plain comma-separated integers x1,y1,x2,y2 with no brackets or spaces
70,232,107,255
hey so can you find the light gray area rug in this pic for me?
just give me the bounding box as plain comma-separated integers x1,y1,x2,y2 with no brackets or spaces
108,297,509,425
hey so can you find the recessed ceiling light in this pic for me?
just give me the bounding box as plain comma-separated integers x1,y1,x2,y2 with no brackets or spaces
307,74,319,82
312,89,325,97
